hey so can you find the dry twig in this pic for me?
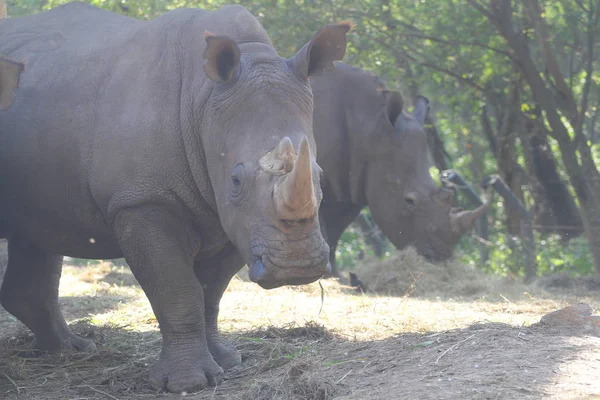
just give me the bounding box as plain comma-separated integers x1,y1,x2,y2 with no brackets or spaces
435,334,477,364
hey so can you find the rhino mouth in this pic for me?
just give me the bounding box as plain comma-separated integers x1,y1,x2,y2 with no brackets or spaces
420,248,453,262
414,238,455,262
248,255,331,290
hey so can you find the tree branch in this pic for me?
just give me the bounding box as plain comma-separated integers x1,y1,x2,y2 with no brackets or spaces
526,0,579,125
573,0,589,13
466,0,494,20
481,105,498,156
390,31,515,59
418,61,487,93
469,0,572,145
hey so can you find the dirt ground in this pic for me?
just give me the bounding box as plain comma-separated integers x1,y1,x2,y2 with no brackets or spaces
1,251,599,400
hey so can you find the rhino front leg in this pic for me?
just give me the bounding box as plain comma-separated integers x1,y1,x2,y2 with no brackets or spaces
114,207,223,393
0,235,96,353
194,243,244,370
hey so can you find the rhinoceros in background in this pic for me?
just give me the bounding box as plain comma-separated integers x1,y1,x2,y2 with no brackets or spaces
0,3,351,392
312,63,487,278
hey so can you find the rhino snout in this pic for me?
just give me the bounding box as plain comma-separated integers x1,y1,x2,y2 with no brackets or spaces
248,252,330,290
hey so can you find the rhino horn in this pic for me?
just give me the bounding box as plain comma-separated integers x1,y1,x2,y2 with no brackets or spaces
274,136,317,220
273,137,297,173
450,202,489,235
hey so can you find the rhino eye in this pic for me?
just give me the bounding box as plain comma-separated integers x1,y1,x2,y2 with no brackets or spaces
230,163,246,203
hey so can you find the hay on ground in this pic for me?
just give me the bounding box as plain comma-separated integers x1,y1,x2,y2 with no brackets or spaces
234,357,338,400
353,247,515,299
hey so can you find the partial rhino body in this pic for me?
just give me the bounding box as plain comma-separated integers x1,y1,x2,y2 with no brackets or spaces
312,63,487,278
0,3,350,393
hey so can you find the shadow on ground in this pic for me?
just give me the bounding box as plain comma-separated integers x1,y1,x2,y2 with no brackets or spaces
0,319,598,400
0,294,131,328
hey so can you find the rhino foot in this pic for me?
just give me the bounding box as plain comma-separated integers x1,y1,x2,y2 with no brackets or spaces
45,334,96,352
17,332,96,358
150,351,224,393
209,340,242,370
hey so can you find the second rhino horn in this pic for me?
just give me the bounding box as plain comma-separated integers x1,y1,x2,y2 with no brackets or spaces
450,202,489,235
273,136,317,220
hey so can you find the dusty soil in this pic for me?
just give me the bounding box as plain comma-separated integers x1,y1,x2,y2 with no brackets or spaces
1,251,599,400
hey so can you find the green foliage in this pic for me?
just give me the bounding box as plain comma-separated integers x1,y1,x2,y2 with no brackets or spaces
458,231,593,279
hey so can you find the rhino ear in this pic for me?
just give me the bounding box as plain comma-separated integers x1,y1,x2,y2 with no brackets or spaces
413,95,430,126
289,21,353,79
203,33,241,83
384,90,404,126
0,58,23,111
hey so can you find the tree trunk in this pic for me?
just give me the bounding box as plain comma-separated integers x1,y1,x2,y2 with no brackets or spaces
0,0,7,19
481,92,525,236
552,137,600,273
524,118,584,239
518,121,559,234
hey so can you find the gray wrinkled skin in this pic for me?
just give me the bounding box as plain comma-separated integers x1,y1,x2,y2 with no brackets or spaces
0,3,349,393
312,63,478,278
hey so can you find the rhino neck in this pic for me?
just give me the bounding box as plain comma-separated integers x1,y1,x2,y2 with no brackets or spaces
177,33,220,214
317,129,368,209
313,70,371,210
347,147,369,208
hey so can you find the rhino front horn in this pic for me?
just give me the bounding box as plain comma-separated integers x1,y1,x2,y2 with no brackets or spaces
273,136,317,220
450,202,489,235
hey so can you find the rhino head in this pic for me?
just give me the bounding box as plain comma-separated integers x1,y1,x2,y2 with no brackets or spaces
201,23,353,289
364,94,488,261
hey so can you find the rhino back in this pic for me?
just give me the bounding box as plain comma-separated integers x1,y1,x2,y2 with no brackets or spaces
0,3,268,257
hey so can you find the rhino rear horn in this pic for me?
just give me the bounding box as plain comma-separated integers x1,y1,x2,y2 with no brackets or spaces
289,21,353,79
450,202,489,235
273,136,317,220
203,32,240,83
259,136,298,174
0,58,23,111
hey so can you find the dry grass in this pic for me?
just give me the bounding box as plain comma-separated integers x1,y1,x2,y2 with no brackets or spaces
353,247,534,300
1,249,599,399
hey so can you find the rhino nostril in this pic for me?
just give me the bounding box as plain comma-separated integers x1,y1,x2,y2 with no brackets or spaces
248,258,266,283
279,216,315,228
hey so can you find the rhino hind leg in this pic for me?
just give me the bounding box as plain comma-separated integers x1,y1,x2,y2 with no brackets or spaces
194,244,243,370
0,236,96,353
